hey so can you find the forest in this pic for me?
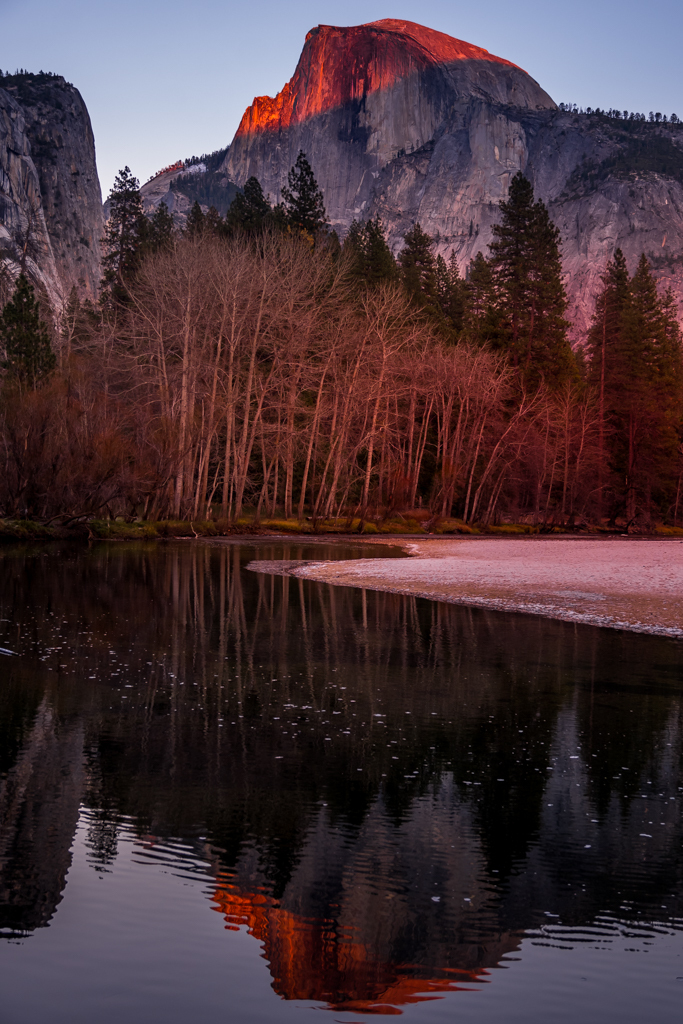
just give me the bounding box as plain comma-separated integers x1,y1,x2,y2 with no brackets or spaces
0,154,681,533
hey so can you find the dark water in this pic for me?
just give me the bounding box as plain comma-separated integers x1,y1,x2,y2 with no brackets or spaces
0,541,682,1023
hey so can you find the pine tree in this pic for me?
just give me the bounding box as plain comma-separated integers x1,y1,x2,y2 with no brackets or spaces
281,152,328,238
587,251,683,524
225,176,272,235
435,251,467,334
0,274,55,387
343,217,396,286
489,171,575,387
619,255,683,522
398,223,438,312
462,252,502,346
145,201,175,254
101,167,146,300
586,248,630,513
184,201,206,238
204,206,224,236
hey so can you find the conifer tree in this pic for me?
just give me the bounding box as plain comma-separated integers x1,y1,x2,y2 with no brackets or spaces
463,252,502,346
145,201,175,253
282,152,328,238
489,171,575,387
435,252,467,334
184,201,206,238
204,206,224,236
343,217,396,285
618,255,682,521
588,251,683,523
586,248,631,511
225,176,272,235
0,274,55,387
101,167,146,300
398,223,438,312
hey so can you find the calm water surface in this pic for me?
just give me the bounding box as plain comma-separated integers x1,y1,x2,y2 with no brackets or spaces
0,540,682,1023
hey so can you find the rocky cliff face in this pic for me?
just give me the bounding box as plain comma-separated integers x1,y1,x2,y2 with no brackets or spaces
221,19,683,335
0,73,103,311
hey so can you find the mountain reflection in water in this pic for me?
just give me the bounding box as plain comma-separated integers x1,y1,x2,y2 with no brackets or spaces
0,541,682,1020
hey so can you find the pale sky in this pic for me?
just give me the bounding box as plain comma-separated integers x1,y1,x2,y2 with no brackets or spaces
2,0,682,199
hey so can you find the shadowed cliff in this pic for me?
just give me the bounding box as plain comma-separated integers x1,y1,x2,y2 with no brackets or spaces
0,73,103,310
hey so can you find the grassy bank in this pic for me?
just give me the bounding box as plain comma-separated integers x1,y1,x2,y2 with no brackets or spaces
3,515,681,543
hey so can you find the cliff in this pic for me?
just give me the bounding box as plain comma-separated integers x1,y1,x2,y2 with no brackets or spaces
0,73,103,311
221,19,683,334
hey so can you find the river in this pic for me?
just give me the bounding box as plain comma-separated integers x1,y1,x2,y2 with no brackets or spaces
1,540,682,1022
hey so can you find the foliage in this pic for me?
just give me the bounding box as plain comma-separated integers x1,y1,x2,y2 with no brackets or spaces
101,166,146,302
225,177,273,236
171,169,239,217
489,172,576,387
1,157,681,531
343,218,397,286
281,152,328,238
0,274,55,388
567,136,683,191
588,249,683,524
398,223,438,312
144,201,175,254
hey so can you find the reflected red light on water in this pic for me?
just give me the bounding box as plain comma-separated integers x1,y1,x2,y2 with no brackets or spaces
211,880,486,1014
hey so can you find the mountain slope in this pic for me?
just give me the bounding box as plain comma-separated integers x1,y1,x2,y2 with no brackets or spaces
219,20,683,335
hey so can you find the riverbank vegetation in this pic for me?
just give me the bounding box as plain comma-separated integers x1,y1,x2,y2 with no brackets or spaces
1,158,681,534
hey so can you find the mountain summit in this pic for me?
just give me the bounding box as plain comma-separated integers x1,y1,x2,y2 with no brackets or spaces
218,19,683,333
234,20,551,139
222,20,554,231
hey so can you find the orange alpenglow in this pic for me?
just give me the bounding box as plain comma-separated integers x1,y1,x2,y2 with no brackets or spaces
236,19,521,138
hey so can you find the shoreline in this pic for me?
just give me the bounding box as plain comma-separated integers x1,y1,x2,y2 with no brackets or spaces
289,537,683,639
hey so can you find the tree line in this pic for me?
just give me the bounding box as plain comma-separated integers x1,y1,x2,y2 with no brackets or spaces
0,153,681,531
558,103,681,124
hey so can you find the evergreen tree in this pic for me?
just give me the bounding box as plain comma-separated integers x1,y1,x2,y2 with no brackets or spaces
0,274,55,387
586,248,631,513
587,251,683,523
435,251,467,335
145,201,175,254
101,167,146,300
343,217,396,286
462,252,502,346
281,152,328,238
489,171,575,387
618,255,682,521
225,176,272,235
184,201,206,238
398,223,438,312
204,206,224,236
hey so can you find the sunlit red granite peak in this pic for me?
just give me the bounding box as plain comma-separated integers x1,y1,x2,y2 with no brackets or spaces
234,19,539,138
362,19,520,69
219,20,683,339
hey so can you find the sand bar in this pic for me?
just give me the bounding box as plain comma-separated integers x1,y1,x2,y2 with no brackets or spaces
292,538,683,637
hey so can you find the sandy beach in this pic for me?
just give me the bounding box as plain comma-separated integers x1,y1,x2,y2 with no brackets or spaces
292,537,683,637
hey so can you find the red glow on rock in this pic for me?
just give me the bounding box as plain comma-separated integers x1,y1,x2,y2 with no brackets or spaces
235,20,521,138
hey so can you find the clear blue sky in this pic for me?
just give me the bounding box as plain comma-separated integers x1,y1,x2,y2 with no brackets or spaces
2,0,682,199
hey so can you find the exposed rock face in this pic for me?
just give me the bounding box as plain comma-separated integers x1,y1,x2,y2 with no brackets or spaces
0,87,63,308
139,165,202,222
0,73,103,311
221,19,683,335
222,20,553,220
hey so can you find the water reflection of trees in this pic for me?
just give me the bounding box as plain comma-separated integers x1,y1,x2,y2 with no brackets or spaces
1,542,682,967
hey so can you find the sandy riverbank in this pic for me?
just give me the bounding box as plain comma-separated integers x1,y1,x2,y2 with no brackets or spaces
292,537,683,637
